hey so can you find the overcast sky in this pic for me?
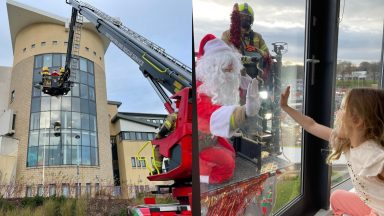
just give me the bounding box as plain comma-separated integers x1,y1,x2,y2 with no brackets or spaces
193,0,383,65
0,0,192,114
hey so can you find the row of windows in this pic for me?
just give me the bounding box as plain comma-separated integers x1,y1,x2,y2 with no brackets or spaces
146,119,165,124
26,183,98,198
31,97,97,114
30,112,97,131
29,130,98,147
120,131,157,141
27,145,99,166
34,54,95,73
131,157,152,168
33,69,95,89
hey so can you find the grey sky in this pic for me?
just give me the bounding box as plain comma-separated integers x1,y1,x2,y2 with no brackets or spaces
0,0,192,114
193,0,383,65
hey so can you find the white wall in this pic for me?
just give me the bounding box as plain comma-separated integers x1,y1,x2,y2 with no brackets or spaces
0,109,15,136
119,119,158,132
0,136,19,156
0,66,12,113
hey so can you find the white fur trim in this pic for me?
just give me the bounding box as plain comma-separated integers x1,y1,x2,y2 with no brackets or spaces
200,175,209,183
210,105,237,138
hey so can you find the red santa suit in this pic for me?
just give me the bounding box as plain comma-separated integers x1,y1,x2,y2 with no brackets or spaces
198,80,238,184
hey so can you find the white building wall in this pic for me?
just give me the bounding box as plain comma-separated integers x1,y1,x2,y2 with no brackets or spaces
0,66,12,113
119,119,158,132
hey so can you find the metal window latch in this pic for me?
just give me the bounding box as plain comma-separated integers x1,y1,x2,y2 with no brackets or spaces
306,57,320,85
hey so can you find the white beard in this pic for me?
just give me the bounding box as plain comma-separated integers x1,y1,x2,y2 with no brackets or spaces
196,50,243,106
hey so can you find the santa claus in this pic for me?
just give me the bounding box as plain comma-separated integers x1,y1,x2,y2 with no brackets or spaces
196,34,260,184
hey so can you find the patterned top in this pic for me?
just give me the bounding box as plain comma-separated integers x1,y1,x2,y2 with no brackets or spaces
344,140,384,215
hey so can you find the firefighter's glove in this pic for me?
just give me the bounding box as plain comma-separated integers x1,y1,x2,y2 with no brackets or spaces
245,78,260,117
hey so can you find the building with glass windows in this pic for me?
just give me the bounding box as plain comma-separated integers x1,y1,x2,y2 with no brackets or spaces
107,102,170,198
2,1,113,197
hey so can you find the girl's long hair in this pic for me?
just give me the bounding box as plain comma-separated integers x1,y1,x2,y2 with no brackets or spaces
327,88,384,163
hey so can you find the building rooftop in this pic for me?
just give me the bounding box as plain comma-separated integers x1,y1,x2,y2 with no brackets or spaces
6,0,110,53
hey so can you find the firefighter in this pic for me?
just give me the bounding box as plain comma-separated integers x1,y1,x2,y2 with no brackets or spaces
151,112,177,174
222,2,272,105
41,66,51,87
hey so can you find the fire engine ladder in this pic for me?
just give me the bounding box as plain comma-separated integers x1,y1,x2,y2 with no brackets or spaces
62,8,83,83
79,1,191,75
70,13,83,78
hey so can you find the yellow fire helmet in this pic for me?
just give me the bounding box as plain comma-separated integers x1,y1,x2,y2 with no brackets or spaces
238,3,254,23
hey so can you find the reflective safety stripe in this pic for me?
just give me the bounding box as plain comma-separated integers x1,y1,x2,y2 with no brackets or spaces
230,113,236,129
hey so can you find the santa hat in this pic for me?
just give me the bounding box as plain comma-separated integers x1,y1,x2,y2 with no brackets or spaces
197,34,231,59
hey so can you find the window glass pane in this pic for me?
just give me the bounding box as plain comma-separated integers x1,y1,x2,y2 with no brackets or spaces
51,97,61,111
81,114,90,130
39,130,50,146
41,97,50,111
30,113,40,130
33,70,42,83
61,112,71,129
31,98,41,113
91,147,98,165
131,157,136,167
49,184,56,196
80,99,89,113
61,97,71,111
89,101,96,115
88,74,95,87
29,131,39,147
129,132,135,140
89,87,95,101
52,54,61,67
81,71,88,84
136,132,142,140
141,160,145,167
71,145,80,164
49,145,61,165
50,129,60,146
40,112,50,129
71,58,79,70
80,84,88,99
72,130,81,146
87,61,94,74
72,70,80,83
43,54,52,67
89,115,96,131
142,133,148,140
72,83,80,97
32,86,41,97
62,184,69,197
194,1,305,214
81,146,91,165
27,147,38,167
61,54,66,67
50,111,60,129
332,1,383,187
72,112,81,129
90,132,97,147
35,55,43,68
80,58,87,71
81,131,90,146
62,129,71,145
63,145,71,165
71,98,80,113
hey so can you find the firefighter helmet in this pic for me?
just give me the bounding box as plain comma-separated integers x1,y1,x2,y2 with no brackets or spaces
238,3,254,23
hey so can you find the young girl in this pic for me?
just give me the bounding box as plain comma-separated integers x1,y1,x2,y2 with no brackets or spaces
280,86,384,216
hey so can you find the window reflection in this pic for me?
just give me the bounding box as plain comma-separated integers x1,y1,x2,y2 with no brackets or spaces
28,55,99,167
194,1,305,214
